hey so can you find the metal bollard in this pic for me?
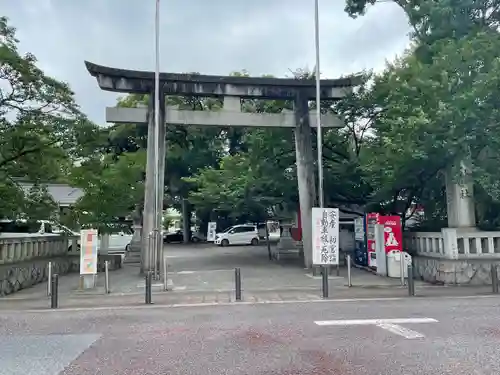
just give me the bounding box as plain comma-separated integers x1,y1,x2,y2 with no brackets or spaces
235,268,242,301
147,232,154,278
50,274,59,309
157,231,163,281
400,251,405,286
145,271,152,304
152,231,158,281
336,263,340,277
322,265,329,298
163,256,168,291
347,255,352,287
492,264,499,294
47,261,52,296
104,261,110,294
407,265,415,296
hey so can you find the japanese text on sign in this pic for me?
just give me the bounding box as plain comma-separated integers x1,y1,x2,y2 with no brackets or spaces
312,207,339,265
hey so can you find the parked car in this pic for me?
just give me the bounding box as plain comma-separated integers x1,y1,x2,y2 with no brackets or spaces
163,229,204,243
214,224,259,246
100,231,133,258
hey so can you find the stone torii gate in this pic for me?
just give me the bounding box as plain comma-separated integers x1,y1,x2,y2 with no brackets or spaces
85,61,358,273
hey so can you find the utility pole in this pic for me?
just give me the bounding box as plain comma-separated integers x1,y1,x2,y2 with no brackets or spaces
314,0,323,208
153,0,162,279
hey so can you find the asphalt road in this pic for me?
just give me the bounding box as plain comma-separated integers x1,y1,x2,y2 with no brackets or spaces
2,295,500,374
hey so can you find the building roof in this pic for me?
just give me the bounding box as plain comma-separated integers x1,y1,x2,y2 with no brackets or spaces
18,182,84,207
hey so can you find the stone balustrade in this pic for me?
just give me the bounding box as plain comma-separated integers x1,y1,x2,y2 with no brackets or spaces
405,232,445,258
405,229,500,259
405,229,500,284
456,231,500,257
0,235,120,296
0,235,78,264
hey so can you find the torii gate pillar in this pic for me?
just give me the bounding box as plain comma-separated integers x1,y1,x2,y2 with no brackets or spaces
294,93,317,268
140,93,166,274
84,61,359,271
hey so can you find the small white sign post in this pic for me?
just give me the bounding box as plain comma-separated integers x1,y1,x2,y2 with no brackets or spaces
312,208,340,265
207,222,217,242
80,229,98,289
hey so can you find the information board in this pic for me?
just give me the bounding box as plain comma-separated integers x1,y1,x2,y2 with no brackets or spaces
312,207,339,265
80,229,98,275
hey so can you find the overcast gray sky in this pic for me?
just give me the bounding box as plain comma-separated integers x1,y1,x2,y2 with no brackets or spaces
1,0,410,124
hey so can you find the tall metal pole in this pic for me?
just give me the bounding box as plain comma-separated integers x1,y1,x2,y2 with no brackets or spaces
153,0,161,277
314,0,323,208
315,0,329,285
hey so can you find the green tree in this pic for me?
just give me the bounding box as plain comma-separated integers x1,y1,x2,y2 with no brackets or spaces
71,151,146,233
345,0,500,42
340,0,500,229
0,17,99,219
21,183,59,221
73,92,226,233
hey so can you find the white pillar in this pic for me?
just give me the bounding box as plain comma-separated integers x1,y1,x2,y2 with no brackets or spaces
445,160,476,229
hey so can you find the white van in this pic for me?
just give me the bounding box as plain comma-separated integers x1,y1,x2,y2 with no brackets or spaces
214,224,259,246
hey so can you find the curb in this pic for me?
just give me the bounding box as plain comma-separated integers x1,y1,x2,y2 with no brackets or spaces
1,294,499,314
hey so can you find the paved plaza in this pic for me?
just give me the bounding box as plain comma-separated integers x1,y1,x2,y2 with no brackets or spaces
0,243,494,311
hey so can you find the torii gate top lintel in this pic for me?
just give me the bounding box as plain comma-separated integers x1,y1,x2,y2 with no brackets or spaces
85,61,361,100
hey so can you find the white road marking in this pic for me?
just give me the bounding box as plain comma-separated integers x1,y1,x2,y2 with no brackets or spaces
7,295,498,314
314,318,437,326
176,269,233,274
314,317,436,340
305,274,342,280
136,283,170,288
376,323,425,339
5,298,406,313
305,274,321,279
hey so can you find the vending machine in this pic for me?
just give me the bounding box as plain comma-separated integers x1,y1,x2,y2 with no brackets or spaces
366,214,403,269
366,213,380,268
353,217,367,266
379,215,403,254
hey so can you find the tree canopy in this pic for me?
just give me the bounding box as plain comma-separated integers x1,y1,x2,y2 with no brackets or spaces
340,0,500,229
6,0,500,233
0,16,99,221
